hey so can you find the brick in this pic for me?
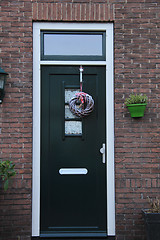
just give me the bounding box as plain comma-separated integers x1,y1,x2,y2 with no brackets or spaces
32,2,38,20
56,2,62,20
81,3,86,21
62,3,67,21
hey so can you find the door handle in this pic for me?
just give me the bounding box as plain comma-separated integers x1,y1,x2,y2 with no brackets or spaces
100,143,105,164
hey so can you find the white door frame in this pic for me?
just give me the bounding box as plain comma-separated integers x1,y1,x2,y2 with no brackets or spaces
32,22,115,237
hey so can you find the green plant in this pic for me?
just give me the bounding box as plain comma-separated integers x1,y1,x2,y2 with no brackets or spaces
147,196,160,213
125,94,148,105
0,160,16,191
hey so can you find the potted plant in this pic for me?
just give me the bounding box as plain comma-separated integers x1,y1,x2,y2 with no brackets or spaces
142,197,160,240
0,160,16,191
125,94,148,117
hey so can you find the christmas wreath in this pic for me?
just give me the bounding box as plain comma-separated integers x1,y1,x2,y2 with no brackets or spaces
69,92,94,118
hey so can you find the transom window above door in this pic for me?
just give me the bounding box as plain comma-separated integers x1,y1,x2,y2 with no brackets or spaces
41,31,106,61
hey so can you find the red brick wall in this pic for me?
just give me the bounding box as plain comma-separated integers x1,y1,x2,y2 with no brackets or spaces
114,2,160,240
0,1,160,240
0,1,33,240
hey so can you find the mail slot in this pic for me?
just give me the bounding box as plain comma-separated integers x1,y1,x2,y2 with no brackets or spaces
59,168,88,175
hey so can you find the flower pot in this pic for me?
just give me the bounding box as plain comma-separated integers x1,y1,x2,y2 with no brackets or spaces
142,210,160,240
127,103,147,117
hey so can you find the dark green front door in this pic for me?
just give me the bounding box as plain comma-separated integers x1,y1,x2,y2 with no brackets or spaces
40,66,107,238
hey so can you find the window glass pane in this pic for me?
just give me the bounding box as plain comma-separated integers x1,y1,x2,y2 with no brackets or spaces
65,89,80,103
65,121,82,135
65,106,78,119
0,79,4,89
44,33,103,56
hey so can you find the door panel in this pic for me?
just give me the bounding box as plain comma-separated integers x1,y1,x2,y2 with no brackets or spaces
40,66,107,238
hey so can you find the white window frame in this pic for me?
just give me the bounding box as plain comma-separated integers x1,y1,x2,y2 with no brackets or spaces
32,22,115,237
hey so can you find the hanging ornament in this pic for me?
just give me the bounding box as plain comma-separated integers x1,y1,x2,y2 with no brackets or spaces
69,66,94,118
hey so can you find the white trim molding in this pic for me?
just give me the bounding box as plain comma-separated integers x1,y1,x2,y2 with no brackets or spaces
32,22,115,237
